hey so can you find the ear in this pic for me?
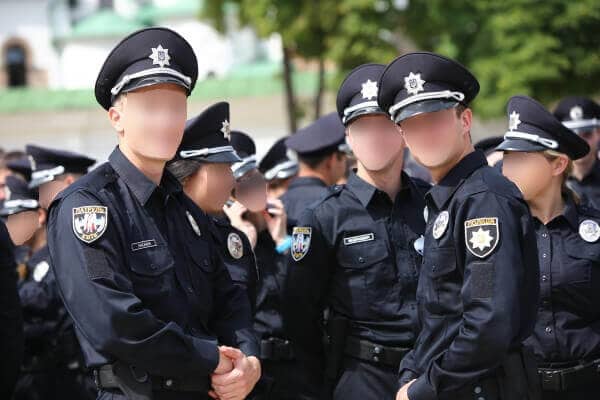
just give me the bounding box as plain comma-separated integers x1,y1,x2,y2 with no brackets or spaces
551,154,569,177
63,174,76,186
108,99,125,135
460,107,472,136
37,208,47,226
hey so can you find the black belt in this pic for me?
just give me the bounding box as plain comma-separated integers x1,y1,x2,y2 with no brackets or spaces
260,337,295,361
538,358,600,391
94,364,208,393
344,337,409,367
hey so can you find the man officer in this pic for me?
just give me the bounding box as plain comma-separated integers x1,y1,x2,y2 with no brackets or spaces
377,52,540,400
47,27,259,400
284,64,429,400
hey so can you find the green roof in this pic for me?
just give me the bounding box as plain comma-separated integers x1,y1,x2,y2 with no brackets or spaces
137,0,202,24
69,9,145,39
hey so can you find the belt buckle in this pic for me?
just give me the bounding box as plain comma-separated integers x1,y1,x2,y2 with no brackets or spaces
540,369,562,391
371,345,383,363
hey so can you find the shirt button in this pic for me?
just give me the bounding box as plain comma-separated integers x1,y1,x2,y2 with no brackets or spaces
474,386,482,394
358,257,365,263
187,286,194,293
165,379,173,387
545,326,553,334
542,233,548,238
542,253,547,258
541,275,548,282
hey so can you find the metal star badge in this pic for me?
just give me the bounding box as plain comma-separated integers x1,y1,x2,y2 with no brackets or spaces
508,111,521,131
569,105,583,121
361,79,378,100
221,119,231,140
404,72,425,96
149,45,171,68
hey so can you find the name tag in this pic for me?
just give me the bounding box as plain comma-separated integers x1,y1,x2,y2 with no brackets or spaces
343,233,375,246
131,239,157,251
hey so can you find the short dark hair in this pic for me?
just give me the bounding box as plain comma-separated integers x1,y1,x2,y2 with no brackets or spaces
166,159,203,183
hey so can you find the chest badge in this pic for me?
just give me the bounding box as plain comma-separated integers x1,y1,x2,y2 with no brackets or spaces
186,211,202,237
33,261,50,282
72,205,108,243
291,226,312,262
432,210,449,239
413,235,424,256
465,217,499,258
227,232,244,259
579,219,600,243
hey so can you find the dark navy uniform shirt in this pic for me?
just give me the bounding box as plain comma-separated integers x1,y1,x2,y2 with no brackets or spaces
47,148,257,391
284,171,429,362
567,159,600,210
209,216,258,312
525,196,600,364
400,151,540,400
280,176,329,226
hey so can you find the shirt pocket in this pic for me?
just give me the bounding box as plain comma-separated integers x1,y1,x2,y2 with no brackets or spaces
129,243,175,303
335,239,390,319
424,246,461,315
562,237,600,287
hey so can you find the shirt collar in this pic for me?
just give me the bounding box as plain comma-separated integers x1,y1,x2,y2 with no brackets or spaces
559,193,580,231
426,150,488,210
289,176,327,189
109,147,182,206
346,169,421,208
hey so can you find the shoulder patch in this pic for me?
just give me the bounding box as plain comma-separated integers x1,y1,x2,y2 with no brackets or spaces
227,232,244,259
72,206,108,244
291,226,312,261
464,217,499,258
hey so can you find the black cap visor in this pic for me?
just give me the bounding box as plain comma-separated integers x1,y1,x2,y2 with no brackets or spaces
394,99,460,124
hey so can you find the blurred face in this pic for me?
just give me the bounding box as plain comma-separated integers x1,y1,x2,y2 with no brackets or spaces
399,107,471,170
502,151,565,201
38,175,74,210
110,84,187,162
347,115,405,172
0,168,11,201
184,163,235,214
6,210,40,245
233,169,267,212
574,128,600,168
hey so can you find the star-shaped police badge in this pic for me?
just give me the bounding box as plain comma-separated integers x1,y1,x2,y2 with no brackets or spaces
465,217,499,258
404,72,425,96
149,45,171,68
509,111,521,131
361,79,378,100
221,119,231,140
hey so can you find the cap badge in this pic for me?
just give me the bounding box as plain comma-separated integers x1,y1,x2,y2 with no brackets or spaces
361,79,379,100
509,110,521,131
149,45,171,68
404,72,425,96
221,119,231,140
569,105,583,121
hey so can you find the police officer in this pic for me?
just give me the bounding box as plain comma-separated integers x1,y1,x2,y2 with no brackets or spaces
474,136,504,168
283,63,430,400
0,188,23,400
498,95,600,399
258,138,299,199
553,96,600,209
2,173,95,400
281,113,348,225
377,52,540,400
46,27,258,400
166,102,260,312
227,131,310,400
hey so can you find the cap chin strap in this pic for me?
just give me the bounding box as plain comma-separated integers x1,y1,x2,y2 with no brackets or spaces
342,101,381,124
389,90,465,117
563,118,600,130
264,160,298,181
111,67,192,95
179,146,236,159
503,131,559,150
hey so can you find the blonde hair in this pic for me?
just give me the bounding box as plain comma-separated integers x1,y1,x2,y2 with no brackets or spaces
542,149,579,203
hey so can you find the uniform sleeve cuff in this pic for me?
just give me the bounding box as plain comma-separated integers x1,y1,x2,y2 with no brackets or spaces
407,376,437,400
399,370,419,387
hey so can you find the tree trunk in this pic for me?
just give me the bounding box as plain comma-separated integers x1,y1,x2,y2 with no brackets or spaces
314,55,325,120
282,45,297,133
